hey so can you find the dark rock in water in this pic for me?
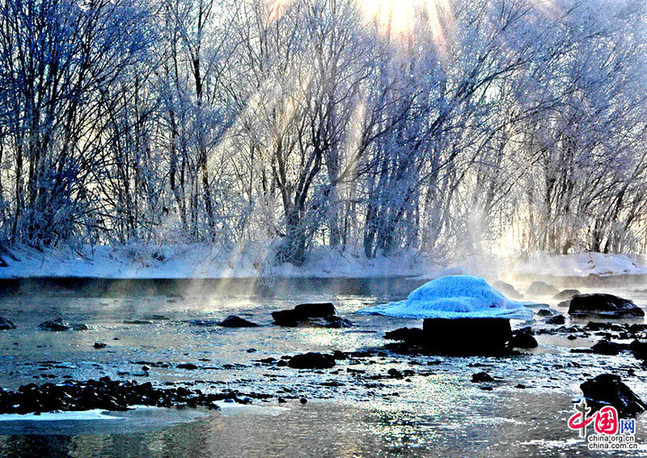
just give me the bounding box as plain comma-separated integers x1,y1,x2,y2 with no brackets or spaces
580,374,646,416
545,314,566,325
143,315,169,321
93,342,107,349
294,302,335,317
510,327,538,348
186,319,221,327
319,315,353,328
526,281,559,297
585,321,612,331
568,294,644,318
332,350,348,360
123,320,153,325
422,318,512,356
535,308,559,317
0,316,16,330
219,315,259,328
272,303,334,325
591,340,620,356
493,281,522,299
628,324,647,335
629,340,647,360
384,319,512,356
571,348,594,354
387,368,403,379
553,289,581,300
38,318,88,331
0,377,265,414
272,302,351,328
287,352,336,369
300,397,308,404
471,372,494,383
384,327,425,344
177,363,199,370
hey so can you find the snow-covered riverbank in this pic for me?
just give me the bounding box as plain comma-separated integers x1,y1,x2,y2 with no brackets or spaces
1,244,646,280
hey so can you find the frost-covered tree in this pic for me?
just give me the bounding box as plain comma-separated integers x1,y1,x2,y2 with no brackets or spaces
1,0,647,264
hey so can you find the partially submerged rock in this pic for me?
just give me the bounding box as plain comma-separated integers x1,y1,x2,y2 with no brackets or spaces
493,281,522,300
590,340,620,356
0,316,16,330
219,315,259,328
384,327,425,345
38,318,88,331
371,277,527,355
568,294,644,318
287,352,336,369
471,371,494,383
272,303,351,328
545,314,566,325
360,275,533,320
629,340,647,360
403,318,514,356
526,281,559,297
553,289,580,300
510,327,538,349
580,374,646,416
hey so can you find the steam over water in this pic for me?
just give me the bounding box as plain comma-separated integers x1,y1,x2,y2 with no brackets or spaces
0,276,646,456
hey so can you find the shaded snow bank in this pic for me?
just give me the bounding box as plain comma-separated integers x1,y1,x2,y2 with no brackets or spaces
0,244,645,279
0,244,439,279
513,252,647,277
358,275,535,320
427,252,647,279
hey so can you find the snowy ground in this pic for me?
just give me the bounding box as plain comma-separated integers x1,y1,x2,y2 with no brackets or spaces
0,244,438,279
0,244,646,279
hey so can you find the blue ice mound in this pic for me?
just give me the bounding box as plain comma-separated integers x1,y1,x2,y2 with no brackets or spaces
358,275,534,320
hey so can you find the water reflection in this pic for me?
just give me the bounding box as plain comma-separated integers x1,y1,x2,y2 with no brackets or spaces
0,276,646,456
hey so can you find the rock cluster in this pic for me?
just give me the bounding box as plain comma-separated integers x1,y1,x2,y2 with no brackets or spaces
37,318,89,331
272,303,351,328
0,378,258,414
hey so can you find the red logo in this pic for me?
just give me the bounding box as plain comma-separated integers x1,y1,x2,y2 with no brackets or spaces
568,400,618,437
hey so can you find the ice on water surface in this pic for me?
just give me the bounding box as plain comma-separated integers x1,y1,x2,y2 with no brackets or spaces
358,275,534,320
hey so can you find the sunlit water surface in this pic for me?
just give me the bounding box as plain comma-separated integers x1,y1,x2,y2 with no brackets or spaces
0,276,646,456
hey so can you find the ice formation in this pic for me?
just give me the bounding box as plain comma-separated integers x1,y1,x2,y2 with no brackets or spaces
359,275,534,320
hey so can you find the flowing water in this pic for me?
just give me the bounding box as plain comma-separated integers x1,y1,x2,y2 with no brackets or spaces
0,276,646,457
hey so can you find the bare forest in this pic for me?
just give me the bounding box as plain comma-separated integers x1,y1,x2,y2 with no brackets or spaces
1,0,646,266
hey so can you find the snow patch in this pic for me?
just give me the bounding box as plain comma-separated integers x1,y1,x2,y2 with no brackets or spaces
1,244,646,279
0,409,123,422
0,244,439,279
358,275,534,320
513,252,647,277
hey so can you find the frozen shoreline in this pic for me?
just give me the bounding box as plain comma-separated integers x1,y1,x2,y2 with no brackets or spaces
0,244,646,280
